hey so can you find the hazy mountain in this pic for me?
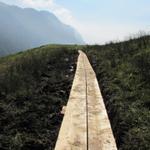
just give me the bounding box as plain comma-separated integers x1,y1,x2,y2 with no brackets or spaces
0,2,84,56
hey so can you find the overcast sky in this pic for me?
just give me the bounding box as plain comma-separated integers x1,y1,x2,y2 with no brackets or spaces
1,0,150,44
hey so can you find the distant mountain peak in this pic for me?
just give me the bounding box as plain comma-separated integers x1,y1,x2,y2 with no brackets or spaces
0,2,84,56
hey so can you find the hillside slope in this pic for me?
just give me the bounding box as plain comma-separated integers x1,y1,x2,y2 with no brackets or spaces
85,35,150,150
0,36,150,150
0,45,83,150
0,2,84,56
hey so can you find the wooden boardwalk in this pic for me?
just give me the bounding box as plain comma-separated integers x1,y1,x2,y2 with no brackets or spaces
55,51,117,150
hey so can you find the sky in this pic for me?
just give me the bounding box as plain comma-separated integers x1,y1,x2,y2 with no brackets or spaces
0,0,150,44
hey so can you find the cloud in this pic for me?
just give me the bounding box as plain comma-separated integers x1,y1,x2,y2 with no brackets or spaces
21,0,54,8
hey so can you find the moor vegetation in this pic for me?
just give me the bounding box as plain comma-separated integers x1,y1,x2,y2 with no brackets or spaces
0,45,80,150
85,35,150,150
0,35,150,150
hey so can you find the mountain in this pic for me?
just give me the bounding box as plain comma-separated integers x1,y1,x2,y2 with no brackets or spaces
0,2,84,56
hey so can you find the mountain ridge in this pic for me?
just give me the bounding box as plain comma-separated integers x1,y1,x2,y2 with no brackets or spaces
0,2,84,56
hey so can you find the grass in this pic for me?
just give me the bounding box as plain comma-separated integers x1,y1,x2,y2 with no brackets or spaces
84,35,150,150
0,45,82,150
0,36,150,150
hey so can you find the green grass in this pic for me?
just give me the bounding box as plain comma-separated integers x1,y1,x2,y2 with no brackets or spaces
0,45,82,150
0,36,150,150
84,35,150,150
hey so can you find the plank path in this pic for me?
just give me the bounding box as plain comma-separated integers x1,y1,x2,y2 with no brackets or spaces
55,51,117,150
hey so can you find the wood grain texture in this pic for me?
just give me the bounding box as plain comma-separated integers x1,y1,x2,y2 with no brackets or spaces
82,52,117,150
55,51,87,150
54,51,117,150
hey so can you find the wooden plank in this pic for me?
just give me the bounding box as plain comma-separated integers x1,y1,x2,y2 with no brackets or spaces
55,50,117,150
82,51,117,150
54,51,87,150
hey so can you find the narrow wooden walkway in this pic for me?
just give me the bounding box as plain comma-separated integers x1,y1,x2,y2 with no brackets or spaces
55,51,117,150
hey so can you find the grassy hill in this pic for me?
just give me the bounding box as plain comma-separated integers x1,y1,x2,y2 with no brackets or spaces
0,45,83,150
85,35,150,150
0,36,150,150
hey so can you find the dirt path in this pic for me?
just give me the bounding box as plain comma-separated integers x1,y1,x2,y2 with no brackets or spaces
55,51,117,150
